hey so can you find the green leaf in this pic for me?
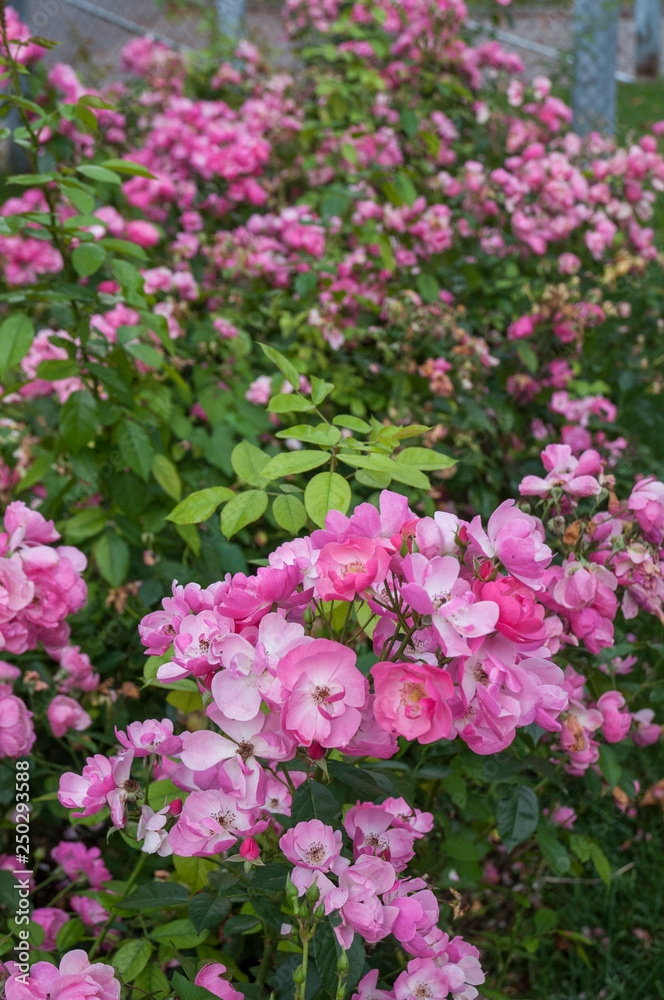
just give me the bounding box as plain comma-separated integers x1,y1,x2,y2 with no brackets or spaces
313,919,365,996
133,964,170,999
377,234,395,271
171,972,218,1000
338,452,430,490
496,785,539,853
275,424,341,447
332,414,371,434
221,489,268,537
112,939,152,982
395,447,456,471
416,272,440,303
62,508,107,544
152,454,182,501
167,487,233,524
304,472,351,527
93,533,130,588
231,441,271,487
125,342,163,369
59,390,98,452
77,164,121,185
16,453,54,494
0,313,34,374
152,918,207,949
117,421,155,481
598,744,621,789
590,843,612,888
570,833,593,864
310,376,335,405
268,393,316,414
291,780,341,826
259,343,300,391
251,863,289,892
261,450,329,479
273,494,307,534
124,882,189,910
72,242,107,277
537,828,571,876
36,359,80,381
173,856,217,894
327,760,394,798
99,237,148,260
516,341,539,375
55,917,85,951
99,158,156,178
189,893,232,934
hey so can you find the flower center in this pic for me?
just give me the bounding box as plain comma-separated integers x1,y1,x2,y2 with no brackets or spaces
238,740,255,762
304,842,327,864
414,983,433,1000
313,685,331,704
343,560,366,574
214,808,236,829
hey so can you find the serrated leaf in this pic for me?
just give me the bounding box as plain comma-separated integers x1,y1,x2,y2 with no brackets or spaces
231,441,271,487
496,785,538,853
171,973,218,1000
273,494,307,534
189,893,232,933
152,453,182,501
112,939,152,982
167,487,233,524
259,343,300,391
55,917,84,951
303,471,352,528
133,964,170,999
59,390,98,452
261,450,329,479
117,421,154,481
221,490,268,537
174,856,217,894
291,780,341,826
124,882,189,910
93,532,129,588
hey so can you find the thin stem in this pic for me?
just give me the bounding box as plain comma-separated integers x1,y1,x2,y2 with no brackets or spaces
89,850,147,959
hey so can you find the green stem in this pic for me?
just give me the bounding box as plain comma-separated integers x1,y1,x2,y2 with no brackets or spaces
89,850,147,959
256,933,278,985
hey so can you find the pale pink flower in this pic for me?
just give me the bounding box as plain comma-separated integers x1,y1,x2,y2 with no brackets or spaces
277,639,368,748
47,696,91,739
279,819,343,872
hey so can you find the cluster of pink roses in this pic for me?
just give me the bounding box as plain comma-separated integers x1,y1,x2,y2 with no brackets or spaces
57,468,663,850
0,501,86,657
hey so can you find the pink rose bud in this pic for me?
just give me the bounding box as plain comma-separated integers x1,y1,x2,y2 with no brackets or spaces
239,837,259,861
307,742,326,760
168,798,183,816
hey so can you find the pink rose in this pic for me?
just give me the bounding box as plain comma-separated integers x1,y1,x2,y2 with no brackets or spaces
371,662,453,744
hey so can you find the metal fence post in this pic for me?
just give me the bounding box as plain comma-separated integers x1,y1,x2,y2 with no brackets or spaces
572,0,620,135
635,0,661,78
216,0,245,41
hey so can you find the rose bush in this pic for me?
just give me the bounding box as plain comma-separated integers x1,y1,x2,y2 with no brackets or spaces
1,0,664,995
